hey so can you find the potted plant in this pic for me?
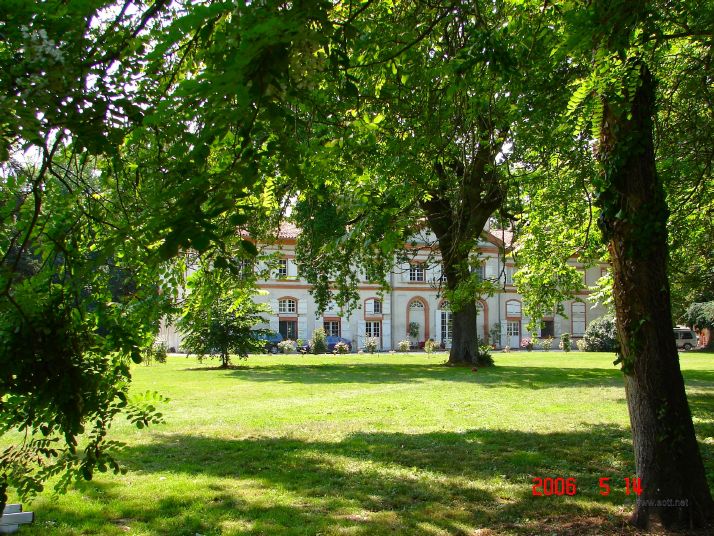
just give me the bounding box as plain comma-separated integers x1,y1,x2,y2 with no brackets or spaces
521,338,533,351
408,321,420,340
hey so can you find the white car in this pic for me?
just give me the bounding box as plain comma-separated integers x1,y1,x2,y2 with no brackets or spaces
674,328,697,351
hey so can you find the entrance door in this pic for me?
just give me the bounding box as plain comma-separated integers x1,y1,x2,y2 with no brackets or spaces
506,321,520,348
408,299,426,344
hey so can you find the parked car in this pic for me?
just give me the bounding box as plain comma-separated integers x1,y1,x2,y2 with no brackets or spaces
252,331,283,353
674,327,697,351
301,336,352,353
327,336,352,352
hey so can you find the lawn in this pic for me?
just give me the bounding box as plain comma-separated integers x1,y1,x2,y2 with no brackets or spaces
6,351,714,535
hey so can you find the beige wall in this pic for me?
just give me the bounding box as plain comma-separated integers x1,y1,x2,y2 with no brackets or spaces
159,240,610,352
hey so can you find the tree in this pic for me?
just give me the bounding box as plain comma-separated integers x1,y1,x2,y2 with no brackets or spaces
683,302,714,349
656,27,714,318
530,0,714,528
291,0,557,365
0,0,335,509
177,268,270,368
683,302,714,330
0,153,172,508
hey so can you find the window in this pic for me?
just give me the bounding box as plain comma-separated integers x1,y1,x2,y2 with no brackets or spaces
365,321,381,338
506,300,521,318
505,265,516,286
279,320,297,340
409,300,425,310
366,298,382,315
441,310,453,343
541,319,555,338
324,320,341,337
473,264,486,281
278,298,296,314
409,264,425,282
572,302,586,335
277,259,288,278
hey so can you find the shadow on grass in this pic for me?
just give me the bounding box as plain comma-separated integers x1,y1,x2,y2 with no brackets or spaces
199,362,635,390
115,426,646,534
31,423,714,535
190,359,714,392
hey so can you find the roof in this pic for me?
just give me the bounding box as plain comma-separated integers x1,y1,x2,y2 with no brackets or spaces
273,222,514,250
277,222,300,239
483,227,515,250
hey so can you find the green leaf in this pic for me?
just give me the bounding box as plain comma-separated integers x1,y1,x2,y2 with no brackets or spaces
241,239,258,256
130,348,143,364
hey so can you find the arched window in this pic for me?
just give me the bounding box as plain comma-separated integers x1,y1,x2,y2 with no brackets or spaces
278,298,297,314
409,300,425,310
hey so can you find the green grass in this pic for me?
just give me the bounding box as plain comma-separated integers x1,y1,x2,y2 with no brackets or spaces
7,351,714,535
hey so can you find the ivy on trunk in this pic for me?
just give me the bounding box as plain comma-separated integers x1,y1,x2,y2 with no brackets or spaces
598,61,713,529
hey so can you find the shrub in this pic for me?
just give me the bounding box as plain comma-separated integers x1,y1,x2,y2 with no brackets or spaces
538,337,554,351
277,340,296,354
582,316,619,352
503,345,511,353
365,337,379,353
143,340,168,365
477,344,495,366
310,328,328,354
397,339,410,352
520,338,533,351
333,341,350,354
576,338,588,351
559,332,572,352
424,338,438,354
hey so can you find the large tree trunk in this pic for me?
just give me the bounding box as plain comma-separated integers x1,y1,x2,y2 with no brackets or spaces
600,63,713,529
449,300,478,365
438,248,478,366
421,153,504,367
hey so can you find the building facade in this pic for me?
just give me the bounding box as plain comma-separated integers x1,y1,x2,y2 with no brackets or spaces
160,223,608,351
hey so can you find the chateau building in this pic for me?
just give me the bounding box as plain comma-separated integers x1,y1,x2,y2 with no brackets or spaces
160,223,607,351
